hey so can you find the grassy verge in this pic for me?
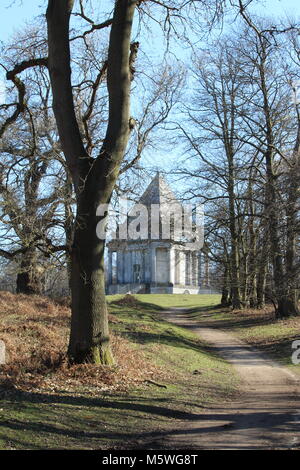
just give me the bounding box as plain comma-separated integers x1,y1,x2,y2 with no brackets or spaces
187,303,300,375
0,292,238,450
108,293,221,309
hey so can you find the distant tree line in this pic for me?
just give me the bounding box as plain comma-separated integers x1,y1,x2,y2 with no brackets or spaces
174,13,300,318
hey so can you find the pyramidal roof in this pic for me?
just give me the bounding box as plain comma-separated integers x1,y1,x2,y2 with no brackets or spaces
138,172,181,207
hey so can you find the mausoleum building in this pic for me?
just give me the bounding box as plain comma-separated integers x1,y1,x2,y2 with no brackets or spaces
106,173,210,294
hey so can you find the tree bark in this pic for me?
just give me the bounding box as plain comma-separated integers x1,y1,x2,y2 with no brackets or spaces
256,259,267,309
221,265,230,306
16,248,44,295
281,114,300,317
228,160,241,309
46,0,137,363
258,40,298,318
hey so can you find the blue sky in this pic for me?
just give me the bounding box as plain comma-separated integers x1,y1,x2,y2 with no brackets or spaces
0,0,299,42
0,1,46,40
0,0,299,173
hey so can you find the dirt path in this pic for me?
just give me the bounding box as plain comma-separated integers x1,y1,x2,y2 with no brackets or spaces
152,308,300,450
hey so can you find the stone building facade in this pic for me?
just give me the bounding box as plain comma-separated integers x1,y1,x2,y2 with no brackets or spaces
106,173,210,294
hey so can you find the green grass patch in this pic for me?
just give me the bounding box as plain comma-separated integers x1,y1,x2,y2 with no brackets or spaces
108,295,238,401
107,293,222,309
0,293,238,450
188,304,300,376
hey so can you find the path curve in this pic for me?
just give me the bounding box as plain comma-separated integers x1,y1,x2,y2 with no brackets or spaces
154,308,300,450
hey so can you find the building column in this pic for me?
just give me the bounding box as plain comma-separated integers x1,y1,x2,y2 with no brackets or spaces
141,250,145,283
169,247,175,285
198,252,202,286
175,249,180,285
204,253,210,287
129,250,133,283
117,250,124,284
192,252,197,286
124,250,130,283
108,250,113,285
179,250,186,285
144,247,151,282
151,246,156,284
185,251,191,285
132,250,135,283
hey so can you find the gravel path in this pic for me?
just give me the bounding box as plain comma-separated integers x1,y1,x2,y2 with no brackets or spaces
155,308,300,450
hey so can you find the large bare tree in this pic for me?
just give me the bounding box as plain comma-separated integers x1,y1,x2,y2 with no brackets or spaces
46,0,138,364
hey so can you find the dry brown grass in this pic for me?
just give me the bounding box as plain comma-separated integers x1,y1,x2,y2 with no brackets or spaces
231,304,275,317
111,293,141,307
0,291,166,396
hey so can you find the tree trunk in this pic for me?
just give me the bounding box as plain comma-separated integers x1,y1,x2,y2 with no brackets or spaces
256,266,267,309
67,173,115,363
280,126,300,317
256,238,270,309
228,180,241,309
276,296,299,318
16,248,43,295
221,265,230,307
259,45,292,318
46,0,137,363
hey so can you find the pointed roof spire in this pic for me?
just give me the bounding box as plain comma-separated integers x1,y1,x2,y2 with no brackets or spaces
138,172,180,207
